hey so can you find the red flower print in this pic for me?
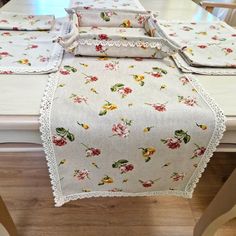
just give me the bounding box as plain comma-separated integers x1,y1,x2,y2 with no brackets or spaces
0,19,8,23
120,164,134,174
171,172,185,181
123,87,132,94
86,148,101,157
222,48,233,55
151,72,162,78
81,143,101,157
161,130,191,149
82,73,98,84
98,34,109,40
191,145,206,159
74,169,90,180
112,159,134,174
0,71,13,74
165,138,182,149
198,45,207,49
232,34,236,37
60,70,70,75
146,103,167,112
1,32,11,36
52,135,67,146
139,178,160,187
70,94,88,104
96,44,103,52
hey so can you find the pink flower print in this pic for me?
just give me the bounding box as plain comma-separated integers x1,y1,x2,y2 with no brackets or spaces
171,172,185,182
110,83,132,98
178,96,197,106
105,61,119,70
0,71,13,74
165,137,182,149
139,178,160,188
0,52,12,59
111,118,132,138
52,135,67,146
118,87,132,98
74,169,90,181
198,45,207,49
82,73,98,84
98,34,109,40
60,70,70,75
1,32,11,36
120,164,134,174
222,48,233,55
135,14,146,25
70,94,88,104
232,34,236,37
26,44,38,50
191,144,206,159
179,76,189,85
0,19,8,24
112,160,134,174
161,130,191,149
145,102,167,112
81,143,101,157
112,123,130,138
37,55,49,63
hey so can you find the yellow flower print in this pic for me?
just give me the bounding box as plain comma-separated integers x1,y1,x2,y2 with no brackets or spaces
132,74,145,86
99,101,118,116
97,57,110,61
90,88,99,94
98,175,114,185
196,123,207,130
120,19,132,28
77,122,89,130
183,47,194,56
143,126,154,133
58,159,66,166
80,63,88,67
139,147,156,162
17,59,31,66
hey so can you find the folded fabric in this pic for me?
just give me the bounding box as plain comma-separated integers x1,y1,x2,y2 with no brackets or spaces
0,12,55,31
40,55,225,206
70,0,145,11
173,53,236,75
57,9,176,58
155,20,236,73
0,19,69,74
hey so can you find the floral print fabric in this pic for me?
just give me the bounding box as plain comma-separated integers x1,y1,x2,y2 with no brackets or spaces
0,19,68,74
70,0,145,11
155,20,236,74
58,11,175,58
0,12,55,31
40,54,225,206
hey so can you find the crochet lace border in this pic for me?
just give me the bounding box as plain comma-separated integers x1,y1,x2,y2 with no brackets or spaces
39,62,226,207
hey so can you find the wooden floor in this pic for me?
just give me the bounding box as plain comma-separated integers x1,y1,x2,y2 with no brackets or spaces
0,152,235,236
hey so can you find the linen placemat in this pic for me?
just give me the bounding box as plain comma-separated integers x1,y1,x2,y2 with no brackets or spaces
0,19,69,74
0,12,55,30
155,20,236,74
40,55,225,206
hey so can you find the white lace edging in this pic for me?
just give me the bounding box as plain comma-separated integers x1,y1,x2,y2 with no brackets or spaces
173,54,236,75
39,68,226,207
184,75,226,196
0,21,70,75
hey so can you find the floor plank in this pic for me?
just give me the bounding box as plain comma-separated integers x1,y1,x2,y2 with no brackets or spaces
0,152,235,236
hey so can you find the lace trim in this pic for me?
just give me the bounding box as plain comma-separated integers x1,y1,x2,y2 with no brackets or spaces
173,54,236,75
39,62,225,207
0,20,70,74
184,75,226,195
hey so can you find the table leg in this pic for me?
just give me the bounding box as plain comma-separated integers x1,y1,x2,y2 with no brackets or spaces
194,168,236,236
0,196,17,236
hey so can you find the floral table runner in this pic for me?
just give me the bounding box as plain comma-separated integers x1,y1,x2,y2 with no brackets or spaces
0,12,55,31
40,54,225,206
70,0,145,11
155,20,236,75
0,18,68,74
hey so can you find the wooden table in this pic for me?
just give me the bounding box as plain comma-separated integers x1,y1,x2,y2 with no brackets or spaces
0,0,236,153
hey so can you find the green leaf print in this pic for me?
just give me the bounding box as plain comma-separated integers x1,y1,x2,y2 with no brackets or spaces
112,159,129,168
